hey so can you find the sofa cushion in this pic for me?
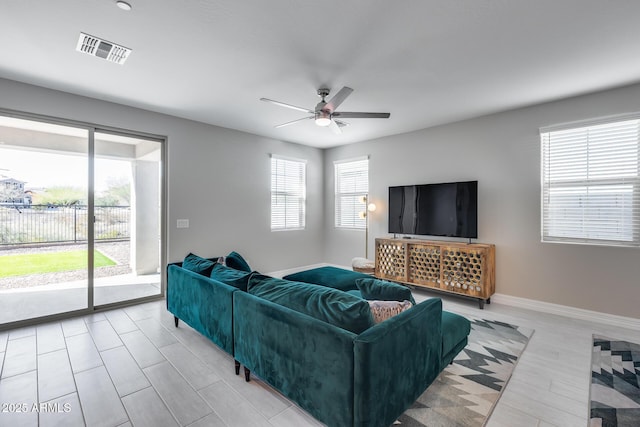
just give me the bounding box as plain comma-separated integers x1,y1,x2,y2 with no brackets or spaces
345,289,363,298
355,277,416,305
226,251,251,272
248,273,374,334
283,266,370,292
210,263,252,291
182,253,216,276
367,300,413,323
441,311,472,365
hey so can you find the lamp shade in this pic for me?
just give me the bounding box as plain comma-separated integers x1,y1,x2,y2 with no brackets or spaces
315,111,331,126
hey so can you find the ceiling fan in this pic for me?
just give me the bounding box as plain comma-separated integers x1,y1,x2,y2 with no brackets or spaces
260,87,390,134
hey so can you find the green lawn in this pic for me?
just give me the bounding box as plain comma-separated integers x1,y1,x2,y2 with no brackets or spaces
0,250,116,278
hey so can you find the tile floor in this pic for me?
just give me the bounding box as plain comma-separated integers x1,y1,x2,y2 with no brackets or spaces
0,290,638,427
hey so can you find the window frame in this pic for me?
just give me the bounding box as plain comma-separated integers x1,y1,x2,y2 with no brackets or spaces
270,154,306,231
334,156,369,230
540,114,640,248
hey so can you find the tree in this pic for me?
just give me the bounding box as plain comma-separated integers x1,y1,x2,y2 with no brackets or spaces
33,186,86,206
96,177,130,206
0,184,23,204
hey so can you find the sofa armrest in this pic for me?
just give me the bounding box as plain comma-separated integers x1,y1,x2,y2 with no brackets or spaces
353,298,443,427
167,264,237,354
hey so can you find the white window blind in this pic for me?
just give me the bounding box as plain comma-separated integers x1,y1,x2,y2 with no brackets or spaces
271,155,306,231
541,117,640,247
335,158,369,229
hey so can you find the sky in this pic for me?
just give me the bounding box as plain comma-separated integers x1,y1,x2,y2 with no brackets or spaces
0,147,131,192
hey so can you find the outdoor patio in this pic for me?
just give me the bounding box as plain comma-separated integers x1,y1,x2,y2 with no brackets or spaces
0,241,161,324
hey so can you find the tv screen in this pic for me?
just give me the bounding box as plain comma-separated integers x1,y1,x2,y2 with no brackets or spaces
388,181,478,238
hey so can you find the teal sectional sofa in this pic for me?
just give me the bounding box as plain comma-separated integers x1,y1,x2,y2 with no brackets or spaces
166,258,239,355
166,259,471,427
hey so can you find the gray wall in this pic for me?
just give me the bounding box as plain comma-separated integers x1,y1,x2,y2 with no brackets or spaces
3,76,639,318
0,78,324,273
324,82,640,319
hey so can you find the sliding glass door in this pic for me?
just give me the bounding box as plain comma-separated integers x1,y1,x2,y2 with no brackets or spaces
0,112,164,327
93,131,162,306
0,115,90,324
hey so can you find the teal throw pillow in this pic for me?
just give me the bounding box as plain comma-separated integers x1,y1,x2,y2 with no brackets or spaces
210,263,252,291
248,273,374,334
355,278,416,305
226,251,251,272
182,253,216,276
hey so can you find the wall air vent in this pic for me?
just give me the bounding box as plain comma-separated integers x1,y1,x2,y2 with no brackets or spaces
76,32,131,65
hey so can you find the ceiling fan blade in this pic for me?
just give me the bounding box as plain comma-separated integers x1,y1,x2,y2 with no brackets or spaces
274,116,314,128
260,98,314,114
325,87,353,112
328,119,342,135
332,112,390,119
334,119,349,127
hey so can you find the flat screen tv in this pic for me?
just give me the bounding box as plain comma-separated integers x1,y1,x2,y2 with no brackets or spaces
388,181,477,238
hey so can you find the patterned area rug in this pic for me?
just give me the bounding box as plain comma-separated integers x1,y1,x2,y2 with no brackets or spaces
397,317,534,427
590,335,640,427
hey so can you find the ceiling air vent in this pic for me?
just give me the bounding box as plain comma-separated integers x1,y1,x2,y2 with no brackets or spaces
76,32,131,65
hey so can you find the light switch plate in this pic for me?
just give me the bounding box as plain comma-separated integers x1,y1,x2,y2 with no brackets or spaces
176,219,189,228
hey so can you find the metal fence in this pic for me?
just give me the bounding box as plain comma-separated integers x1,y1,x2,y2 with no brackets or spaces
0,205,130,245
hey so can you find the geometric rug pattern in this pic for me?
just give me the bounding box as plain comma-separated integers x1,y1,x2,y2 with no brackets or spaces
397,317,534,427
590,335,640,427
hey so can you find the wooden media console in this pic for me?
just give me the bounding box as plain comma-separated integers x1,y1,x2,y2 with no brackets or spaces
374,238,495,309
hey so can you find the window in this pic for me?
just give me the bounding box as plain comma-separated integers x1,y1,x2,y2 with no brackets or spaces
541,116,640,247
271,155,306,230
335,157,369,229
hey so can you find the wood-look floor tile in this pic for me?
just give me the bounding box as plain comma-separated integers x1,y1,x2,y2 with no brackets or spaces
65,333,102,373
123,306,153,321
119,330,165,368
8,326,35,340
143,361,213,425
186,412,228,427
198,381,273,427
158,342,220,390
135,318,178,348
105,310,138,335
39,392,85,427
227,375,291,419
0,370,38,426
37,322,66,355
2,335,36,378
75,365,129,427
101,346,150,397
37,349,76,402
121,386,178,427
83,313,107,324
0,331,9,352
268,405,325,427
487,401,539,427
87,319,123,351
61,317,88,337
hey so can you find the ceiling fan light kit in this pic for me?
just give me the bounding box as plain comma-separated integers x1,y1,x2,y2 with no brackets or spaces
314,111,331,126
261,86,390,134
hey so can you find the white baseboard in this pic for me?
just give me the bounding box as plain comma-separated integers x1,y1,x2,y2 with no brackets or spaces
491,293,640,331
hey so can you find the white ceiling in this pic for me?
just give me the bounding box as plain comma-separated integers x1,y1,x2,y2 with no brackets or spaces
2,1,640,149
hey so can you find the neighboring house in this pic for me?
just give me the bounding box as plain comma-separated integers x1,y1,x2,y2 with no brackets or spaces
0,177,32,206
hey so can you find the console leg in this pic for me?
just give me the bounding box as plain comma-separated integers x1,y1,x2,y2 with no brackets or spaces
486,297,491,305
234,360,240,375
244,367,251,382
174,316,179,327
478,299,485,310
